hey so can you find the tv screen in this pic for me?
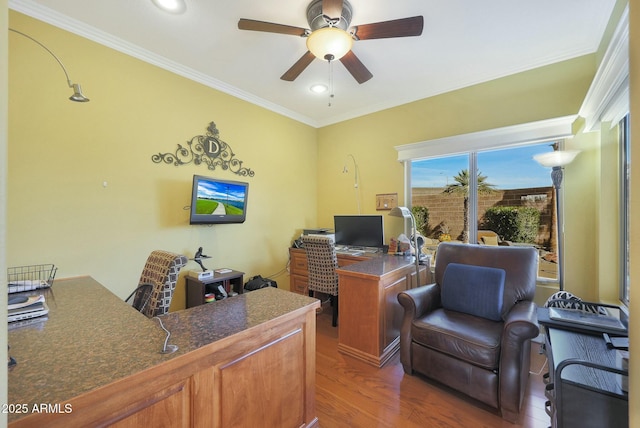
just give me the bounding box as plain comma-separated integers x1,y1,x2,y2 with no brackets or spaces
334,215,384,248
189,175,249,224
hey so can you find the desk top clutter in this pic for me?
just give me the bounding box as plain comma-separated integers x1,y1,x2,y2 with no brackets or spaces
7,264,57,293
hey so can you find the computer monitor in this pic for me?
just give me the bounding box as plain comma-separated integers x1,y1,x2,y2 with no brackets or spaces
333,215,384,248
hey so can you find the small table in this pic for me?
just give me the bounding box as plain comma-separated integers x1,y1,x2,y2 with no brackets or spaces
185,269,244,308
542,326,628,428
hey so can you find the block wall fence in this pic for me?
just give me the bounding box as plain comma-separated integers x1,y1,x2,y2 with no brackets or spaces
411,186,555,249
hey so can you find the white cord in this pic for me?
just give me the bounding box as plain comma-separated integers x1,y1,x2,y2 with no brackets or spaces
154,316,178,354
530,357,548,376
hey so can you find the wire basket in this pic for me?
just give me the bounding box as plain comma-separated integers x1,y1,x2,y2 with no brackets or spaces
7,264,57,294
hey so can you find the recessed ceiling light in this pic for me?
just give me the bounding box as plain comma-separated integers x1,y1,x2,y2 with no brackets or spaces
151,0,186,14
310,84,328,94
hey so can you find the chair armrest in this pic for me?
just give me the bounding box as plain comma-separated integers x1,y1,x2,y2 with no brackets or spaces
397,283,441,374
397,283,441,320
503,300,539,341
499,300,539,418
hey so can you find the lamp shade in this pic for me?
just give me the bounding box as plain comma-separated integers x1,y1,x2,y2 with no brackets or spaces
69,83,90,102
306,27,354,61
389,206,412,219
533,150,580,167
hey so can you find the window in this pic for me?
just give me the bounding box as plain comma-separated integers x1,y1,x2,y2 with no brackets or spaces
620,115,630,305
411,142,559,281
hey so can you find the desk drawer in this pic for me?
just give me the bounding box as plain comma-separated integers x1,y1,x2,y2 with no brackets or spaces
289,249,308,276
290,274,308,295
292,257,308,274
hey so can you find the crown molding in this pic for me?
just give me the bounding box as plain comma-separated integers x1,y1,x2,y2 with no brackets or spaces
8,0,319,127
579,5,629,131
395,115,577,162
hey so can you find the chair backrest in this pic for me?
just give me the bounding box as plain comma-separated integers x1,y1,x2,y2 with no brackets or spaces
434,242,538,317
302,235,339,296
133,250,188,317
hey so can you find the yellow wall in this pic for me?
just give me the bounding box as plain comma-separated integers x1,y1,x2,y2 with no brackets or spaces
563,123,600,300
596,121,623,303
316,55,597,278
7,12,318,308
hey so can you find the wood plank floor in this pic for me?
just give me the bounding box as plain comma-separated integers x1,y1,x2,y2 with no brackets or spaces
314,308,550,428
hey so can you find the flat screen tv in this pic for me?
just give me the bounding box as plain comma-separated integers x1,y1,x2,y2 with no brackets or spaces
189,175,249,224
333,215,384,248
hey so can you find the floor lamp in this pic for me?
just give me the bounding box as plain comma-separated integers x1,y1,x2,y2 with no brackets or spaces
389,206,421,288
533,149,579,290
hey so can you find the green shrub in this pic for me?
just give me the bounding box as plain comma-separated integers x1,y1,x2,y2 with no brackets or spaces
483,206,540,243
411,206,430,236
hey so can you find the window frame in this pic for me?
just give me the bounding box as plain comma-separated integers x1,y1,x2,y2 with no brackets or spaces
619,114,630,305
408,141,561,283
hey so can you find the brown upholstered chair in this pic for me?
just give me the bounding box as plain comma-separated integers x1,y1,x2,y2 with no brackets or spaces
302,235,339,327
126,250,188,318
397,242,539,422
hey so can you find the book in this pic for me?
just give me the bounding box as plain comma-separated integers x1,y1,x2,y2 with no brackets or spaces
8,295,49,323
215,268,233,274
8,294,45,311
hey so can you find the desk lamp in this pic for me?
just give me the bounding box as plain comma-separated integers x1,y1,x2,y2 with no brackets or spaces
389,206,421,288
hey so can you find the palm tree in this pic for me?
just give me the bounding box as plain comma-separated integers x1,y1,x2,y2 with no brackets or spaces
443,169,496,242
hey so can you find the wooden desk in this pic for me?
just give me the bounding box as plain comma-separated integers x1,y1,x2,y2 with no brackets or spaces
337,255,426,367
8,276,320,427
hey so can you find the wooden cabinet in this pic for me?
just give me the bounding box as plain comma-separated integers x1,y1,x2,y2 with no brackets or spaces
9,278,320,428
289,247,368,295
336,256,426,367
289,248,309,295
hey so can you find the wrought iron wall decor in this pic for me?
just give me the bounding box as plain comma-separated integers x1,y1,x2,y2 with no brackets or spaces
152,122,255,177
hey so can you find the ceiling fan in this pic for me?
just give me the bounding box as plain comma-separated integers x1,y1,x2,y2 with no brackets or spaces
238,0,424,84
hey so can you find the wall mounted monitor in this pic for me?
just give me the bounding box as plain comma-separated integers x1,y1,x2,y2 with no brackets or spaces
333,215,384,248
189,175,249,224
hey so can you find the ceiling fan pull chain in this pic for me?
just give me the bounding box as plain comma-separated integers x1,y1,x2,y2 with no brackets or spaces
328,59,335,107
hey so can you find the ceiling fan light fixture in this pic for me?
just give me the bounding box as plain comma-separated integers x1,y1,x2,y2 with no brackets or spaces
151,0,186,14
306,27,353,61
310,83,328,93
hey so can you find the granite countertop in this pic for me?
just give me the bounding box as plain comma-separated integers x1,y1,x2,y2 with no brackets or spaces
158,285,320,351
336,254,419,278
8,276,318,423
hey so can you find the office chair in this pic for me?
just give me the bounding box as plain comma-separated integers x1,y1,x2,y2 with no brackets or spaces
126,250,188,317
302,235,339,327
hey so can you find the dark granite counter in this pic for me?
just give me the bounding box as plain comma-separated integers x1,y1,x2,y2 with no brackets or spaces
8,276,318,424
336,254,419,279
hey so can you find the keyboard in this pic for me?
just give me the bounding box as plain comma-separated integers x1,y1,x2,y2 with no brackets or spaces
336,249,364,256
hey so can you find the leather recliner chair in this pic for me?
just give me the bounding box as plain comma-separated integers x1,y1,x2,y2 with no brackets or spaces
397,242,539,422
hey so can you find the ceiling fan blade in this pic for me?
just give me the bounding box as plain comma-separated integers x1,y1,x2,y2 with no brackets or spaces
351,16,424,40
238,19,308,37
322,0,344,19
281,51,316,81
339,51,373,84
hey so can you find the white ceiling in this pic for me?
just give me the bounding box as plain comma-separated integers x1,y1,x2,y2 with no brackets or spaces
9,0,617,127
